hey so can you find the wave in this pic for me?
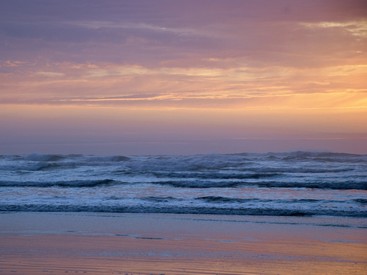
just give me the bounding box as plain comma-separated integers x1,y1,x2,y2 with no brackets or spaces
1,178,366,190
151,172,282,180
85,155,130,162
141,196,180,203
1,152,366,218
24,154,70,162
154,180,367,190
250,168,354,174
252,180,367,190
0,179,119,188
1,154,131,162
272,151,363,159
197,196,254,203
196,196,324,204
0,154,131,172
33,162,75,171
106,196,183,203
1,204,365,217
1,152,366,162
1,152,365,174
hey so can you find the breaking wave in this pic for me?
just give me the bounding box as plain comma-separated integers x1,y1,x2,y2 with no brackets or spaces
0,152,366,217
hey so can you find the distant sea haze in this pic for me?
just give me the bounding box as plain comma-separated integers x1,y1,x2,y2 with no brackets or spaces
0,152,366,217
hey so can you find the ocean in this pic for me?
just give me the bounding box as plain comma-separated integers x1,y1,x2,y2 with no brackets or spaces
0,151,366,217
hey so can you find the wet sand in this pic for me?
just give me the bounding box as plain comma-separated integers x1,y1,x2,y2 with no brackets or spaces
0,212,366,274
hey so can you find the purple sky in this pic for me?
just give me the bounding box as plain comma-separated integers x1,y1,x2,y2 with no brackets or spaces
0,0,366,154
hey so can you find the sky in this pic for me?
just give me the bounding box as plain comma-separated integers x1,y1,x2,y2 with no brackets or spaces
0,0,366,155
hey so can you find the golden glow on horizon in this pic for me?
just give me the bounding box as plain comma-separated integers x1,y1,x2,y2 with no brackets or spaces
1,62,366,110
1,102,366,154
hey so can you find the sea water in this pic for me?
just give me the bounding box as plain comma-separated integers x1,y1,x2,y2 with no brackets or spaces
0,152,366,217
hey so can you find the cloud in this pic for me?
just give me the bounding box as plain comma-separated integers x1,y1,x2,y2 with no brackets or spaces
36,71,65,77
1,60,26,67
300,20,367,37
0,57,366,111
1,1,366,70
67,21,207,38
0,1,366,110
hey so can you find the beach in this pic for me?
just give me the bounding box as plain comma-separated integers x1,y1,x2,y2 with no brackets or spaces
1,212,366,274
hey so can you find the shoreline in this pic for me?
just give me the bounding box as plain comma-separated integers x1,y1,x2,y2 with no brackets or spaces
1,212,367,274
